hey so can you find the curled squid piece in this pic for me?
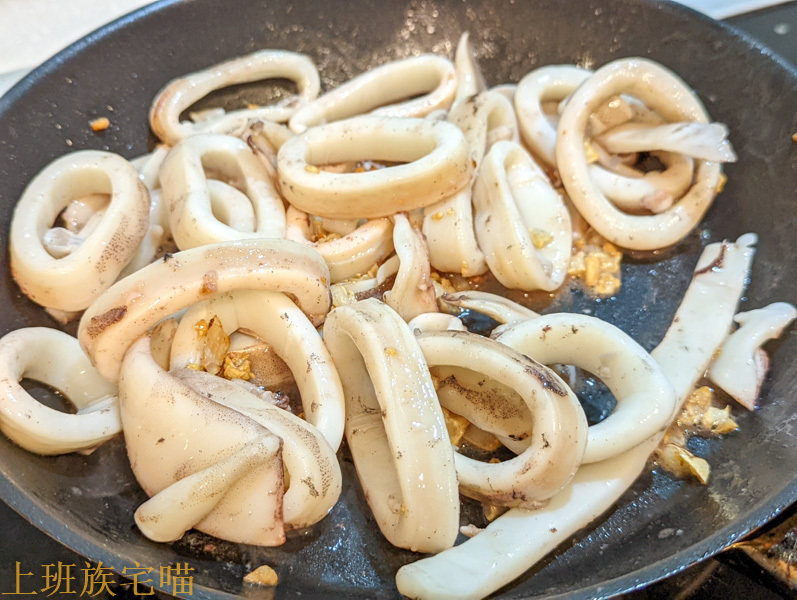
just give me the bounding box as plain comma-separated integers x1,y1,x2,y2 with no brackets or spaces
0,328,119,455
597,122,737,163
396,234,756,600
423,90,518,277
383,214,437,322
277,116,473,219
78,238,331,384
708,302,796,410
323,299,460,553
288,55,456,134
407,313,466,334
286,206,394,283
556,58,722,250
418,331,587,506
9,151,150,312
496,313,676,463
244,119,294,181
160,134,286,250
440,290,540,328
149,49,320,145
120,335,341,545
474,140,572,291
450,32,487,113
514,64,591,166
169,289,345,451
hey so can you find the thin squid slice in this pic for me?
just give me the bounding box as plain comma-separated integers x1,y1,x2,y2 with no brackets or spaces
407,313,466,334
149,50,320,145
598,122,737,163
395,233,757,600
323,299,460,553
277,116,473,219
288,55,456,134
708,302,796,410
474,140,572,291
496,313,676,463
514,65,591,166
0,328,119,455
450,32,487,113
160,134,286,250
556,58,721,250
286,206,394,283
418,331,587,506
170,290,345,451
440,290,540,326
135,434,284,543
78,238,331,384
243,119,295,182
383,214,437,322
10,150,150,311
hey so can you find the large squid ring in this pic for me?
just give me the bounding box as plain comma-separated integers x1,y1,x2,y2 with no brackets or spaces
0,328,119,455
77,238,331,384
170,289,345,451
323,299,460,553
496,313,676,463
149,50,320,145
556,58,721,250
288,54,456,134
160,134,286,250
417,331,587,507
277,116,473,219
9,150,150,311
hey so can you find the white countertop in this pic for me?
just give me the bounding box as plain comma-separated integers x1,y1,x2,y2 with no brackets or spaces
0,0,791,99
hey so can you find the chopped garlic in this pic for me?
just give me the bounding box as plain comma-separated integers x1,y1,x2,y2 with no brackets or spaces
583,140,600,163
716,172,727,194
244,565,279,586
441,407,469,446
655,443,710,484
530,229,554,249
89,117,110,132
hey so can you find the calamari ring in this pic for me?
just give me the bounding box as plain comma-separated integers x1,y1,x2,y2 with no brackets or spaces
556,57,721,250
288,55,456,134
286,206,394,283
160,134,286,250
277,116,473,219
514,65,591,166
149,50,320,145
496,313,676,463
170,290,345,451
473,140,572,291
9,150,150,311
417,331,587,507
78,238,331,384
0,328,119,455
323,299,459,553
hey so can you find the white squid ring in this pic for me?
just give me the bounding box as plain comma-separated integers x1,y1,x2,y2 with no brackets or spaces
288,55,456,134
286,206,394,283
170,290,345,451
9,151,150,311
556,58,721,250
0,328,119,455
160,134,286,250
473,140,572,291
278,116,473,219
418,331,587,506
77,238,331,384
323,299,460,553
496,313,676,463
149,50,320,145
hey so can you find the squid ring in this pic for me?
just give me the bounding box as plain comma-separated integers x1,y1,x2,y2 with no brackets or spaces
160,134,286,249
496,313,676,463
0,328,119,455
288,55,456,134
417,331,587,506
149,50,320,145
170,289,345,451
514,65,591,166
77,238,331,384
473,140,572,291
9,150,150,311
277,116,473,219
556,58,721,250
323,299,460,553
286,206,394,283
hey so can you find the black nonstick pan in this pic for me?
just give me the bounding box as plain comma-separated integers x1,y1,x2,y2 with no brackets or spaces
0,0,795,598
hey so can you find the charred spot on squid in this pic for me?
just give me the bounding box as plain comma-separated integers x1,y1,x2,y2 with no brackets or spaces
85,306,127,338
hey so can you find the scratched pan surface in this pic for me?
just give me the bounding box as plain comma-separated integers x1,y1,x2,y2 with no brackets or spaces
0,0,795,598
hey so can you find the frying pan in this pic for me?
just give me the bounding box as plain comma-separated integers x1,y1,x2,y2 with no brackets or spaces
0,0,795,598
